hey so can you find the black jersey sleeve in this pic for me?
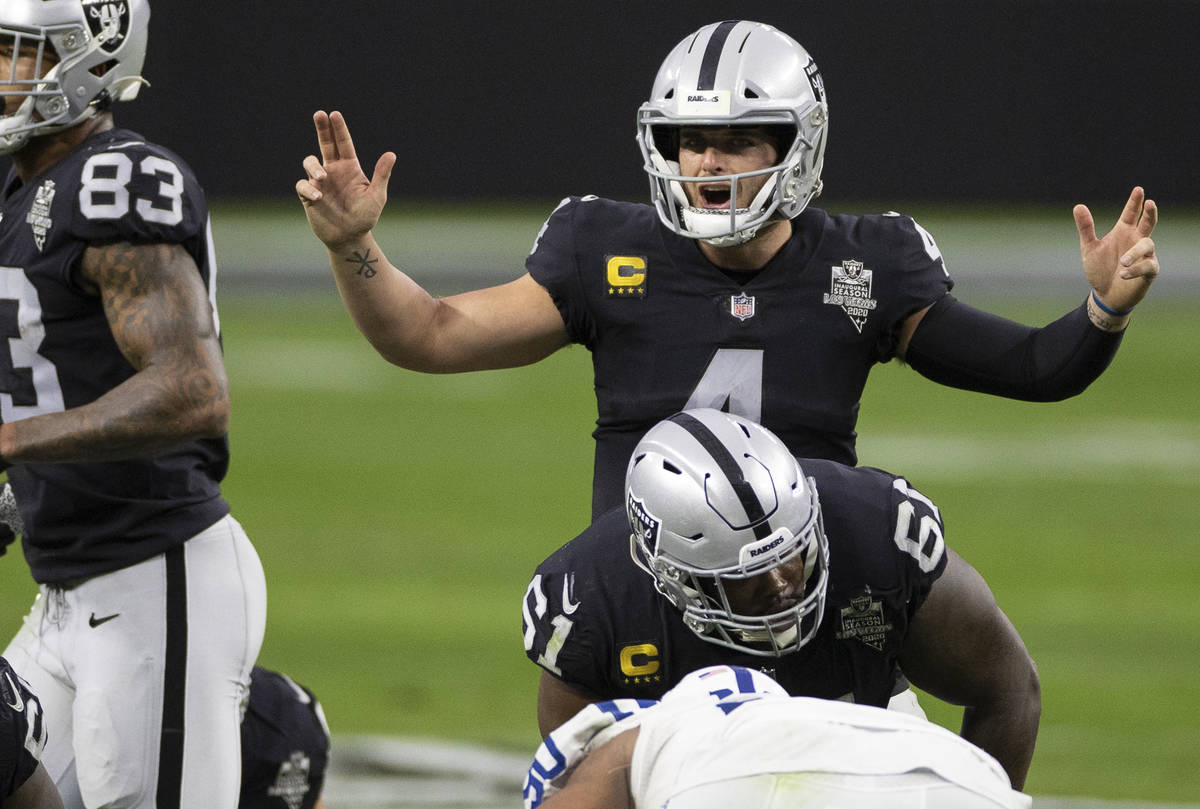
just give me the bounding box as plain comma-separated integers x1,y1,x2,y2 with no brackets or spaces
66,139,209,247
905,294,1123,401
522,563,610,698
524,197,597,348
867,213,954,362
522,511,640,698
0,658,46,800
885,474,950,616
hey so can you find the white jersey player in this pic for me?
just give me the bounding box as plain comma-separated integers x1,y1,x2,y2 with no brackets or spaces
524,665,1031,809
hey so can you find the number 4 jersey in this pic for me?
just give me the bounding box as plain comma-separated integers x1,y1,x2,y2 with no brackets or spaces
0,128,230,583
526,196,953,518
522,458,949,708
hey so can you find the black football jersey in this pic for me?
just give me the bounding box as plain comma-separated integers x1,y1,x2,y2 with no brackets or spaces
0,656,46,799
0,128,230,583
240,667,330,809
526,197,953,517
522,458,948,707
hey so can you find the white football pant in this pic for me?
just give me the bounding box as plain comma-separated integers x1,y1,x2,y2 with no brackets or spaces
4,515,267,809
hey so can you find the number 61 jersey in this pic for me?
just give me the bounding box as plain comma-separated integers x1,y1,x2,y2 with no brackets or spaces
523,458,950,708
0,128,230,583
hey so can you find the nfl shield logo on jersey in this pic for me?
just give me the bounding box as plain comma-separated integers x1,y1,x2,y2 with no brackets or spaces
730,293,756,321
83,0,131,53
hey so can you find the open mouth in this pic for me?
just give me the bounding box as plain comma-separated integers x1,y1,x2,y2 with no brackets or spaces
697,184,733,209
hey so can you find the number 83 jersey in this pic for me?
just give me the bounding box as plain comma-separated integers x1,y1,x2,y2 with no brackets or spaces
0,128,230,583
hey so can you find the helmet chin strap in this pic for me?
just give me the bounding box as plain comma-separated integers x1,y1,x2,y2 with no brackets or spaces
685,208,761,247
738,622,799,648
109,74,149,102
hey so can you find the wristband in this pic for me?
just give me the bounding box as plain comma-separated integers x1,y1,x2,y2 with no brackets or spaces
1091,291,1133,317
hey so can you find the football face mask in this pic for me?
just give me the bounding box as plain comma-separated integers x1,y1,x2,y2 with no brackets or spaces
0,0,149,155
626,408,831,657
632,482,829,657
636,20,829,247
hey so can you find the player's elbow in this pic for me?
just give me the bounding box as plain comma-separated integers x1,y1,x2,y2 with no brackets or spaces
194,393,230,437
365,336,433,372
182,365,231,438
1014,650,1042,721
1021,375,1094,402
988,646,1042,742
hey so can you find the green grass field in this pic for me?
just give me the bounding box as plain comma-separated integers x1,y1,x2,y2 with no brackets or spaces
1,285,1195,802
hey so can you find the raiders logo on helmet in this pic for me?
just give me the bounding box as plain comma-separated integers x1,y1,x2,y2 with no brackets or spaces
83,0,131,53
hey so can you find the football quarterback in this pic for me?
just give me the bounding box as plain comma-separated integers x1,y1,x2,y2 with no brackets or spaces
298,19,1157,520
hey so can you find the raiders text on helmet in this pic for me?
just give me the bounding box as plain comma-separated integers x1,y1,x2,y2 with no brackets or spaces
625,408,830,656
0,0,150,154
637,20,829,247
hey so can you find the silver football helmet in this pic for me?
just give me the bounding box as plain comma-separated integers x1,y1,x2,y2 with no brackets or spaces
626,408,830,657
0,0,150,154
637,20,829,247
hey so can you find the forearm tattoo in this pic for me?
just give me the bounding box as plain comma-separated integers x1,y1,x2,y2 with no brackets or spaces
1085,293,1130,332
346,249,378,278
7,242,228,463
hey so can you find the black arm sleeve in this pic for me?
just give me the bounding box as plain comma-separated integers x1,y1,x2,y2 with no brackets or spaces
904,294,1124,401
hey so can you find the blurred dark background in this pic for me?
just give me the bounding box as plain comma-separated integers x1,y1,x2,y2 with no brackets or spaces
109,0,1195,207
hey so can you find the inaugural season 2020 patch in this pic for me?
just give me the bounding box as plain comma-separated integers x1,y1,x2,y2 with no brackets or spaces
822,259,878,333
27,180,56,252
267,751,313,809
834,591,892,651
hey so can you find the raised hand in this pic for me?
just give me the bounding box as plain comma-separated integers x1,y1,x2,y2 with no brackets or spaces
296,111,397,252
1073,186,1159,313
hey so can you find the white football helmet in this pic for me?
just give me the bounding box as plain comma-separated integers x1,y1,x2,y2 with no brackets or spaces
660,665,789,708
0,0,149,154
637,20,829,247
626,409,830,657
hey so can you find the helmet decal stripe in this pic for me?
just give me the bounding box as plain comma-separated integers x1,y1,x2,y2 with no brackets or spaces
667,412,772,538
696,20,740,91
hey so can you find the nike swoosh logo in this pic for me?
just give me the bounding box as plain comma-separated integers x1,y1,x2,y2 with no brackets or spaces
88,612,120,628
2,672,23,712
561,575,580,616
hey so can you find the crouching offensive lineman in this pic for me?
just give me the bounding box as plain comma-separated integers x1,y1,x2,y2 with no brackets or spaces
523,409,1039,788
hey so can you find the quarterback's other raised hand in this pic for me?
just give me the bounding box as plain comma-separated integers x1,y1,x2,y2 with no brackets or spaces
296,111,397,252
1074,186,1159,318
